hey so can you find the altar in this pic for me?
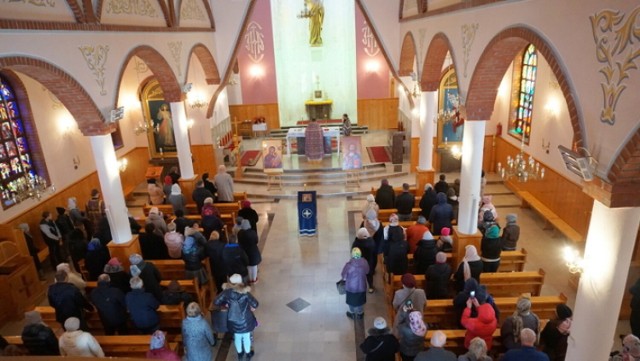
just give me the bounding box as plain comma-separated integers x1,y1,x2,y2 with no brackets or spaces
286,126,341,157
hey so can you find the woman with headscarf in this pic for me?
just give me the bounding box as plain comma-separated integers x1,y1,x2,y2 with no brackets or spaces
237,200,259,231
213,274,259,360
453,245,483,292
147,178,165,205
341,247,369,319
168,184,186,215
362,194,379,220
384,215,408,276
352,227,376,293
103,257,131,294
419,184,437,219
146,330,180,361
501,214,520,251
341,113,352,136
238,218,261,284
181,302,216,361
183,226,208,286
480,224,502,272
85,238,110,281
397,310,426,361
621,334,640,361
500,296,540,350
425,252,452,300
477,195,498,224
392,273,427,329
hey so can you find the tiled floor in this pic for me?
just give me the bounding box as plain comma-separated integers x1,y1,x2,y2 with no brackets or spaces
1,130,630,359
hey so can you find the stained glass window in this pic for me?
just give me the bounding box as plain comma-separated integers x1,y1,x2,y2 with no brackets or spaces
510,44,537,144
0,75,38,209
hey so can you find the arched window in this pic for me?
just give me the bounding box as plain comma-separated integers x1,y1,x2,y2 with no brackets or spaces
509,44,537,144
0,75,40,209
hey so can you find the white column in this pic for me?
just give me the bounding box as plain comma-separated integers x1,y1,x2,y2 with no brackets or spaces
457,120,486,234
89,135,132,244
170,101,195,179
566,202,640,360
418,91,437,169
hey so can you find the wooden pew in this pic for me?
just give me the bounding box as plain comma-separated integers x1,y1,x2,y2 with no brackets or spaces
406,248,527,273
143,203,199,216
33,305,185,334
370,186,418,197
378,208,423,222
519,191,584,243
6,334,182,358
480,268,546,297
421,294,567,329
424,329,502,355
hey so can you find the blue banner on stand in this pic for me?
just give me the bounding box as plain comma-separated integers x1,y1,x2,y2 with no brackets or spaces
298,191,317,236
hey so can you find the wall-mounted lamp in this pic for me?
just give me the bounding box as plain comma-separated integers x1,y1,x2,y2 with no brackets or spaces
563,246,584,274
248,64,264,79
186,119,195,130
117,158,128,173
542,138,551,154
72,156,80,170
189,94,208,109
365,60,380,74
60,117,75,137
183,83,193,93
134,121,150,135
107,106,125,124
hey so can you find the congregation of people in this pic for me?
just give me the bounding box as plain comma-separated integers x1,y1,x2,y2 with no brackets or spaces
5,167,262,360
342,176,582,361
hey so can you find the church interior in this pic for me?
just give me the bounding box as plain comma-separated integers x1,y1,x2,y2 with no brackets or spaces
0,0,639,360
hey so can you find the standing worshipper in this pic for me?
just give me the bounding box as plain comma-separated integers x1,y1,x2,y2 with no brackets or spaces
500,296,540,350
342,113,352,136
182,226,209,285
362,194,380,220
40,210,64,267
405,216,429,254
164,222,184,259
540,304,572,361
397,310,426,361
67,221,88,274
147,178,165,205
419,184,437,219
304,118,325,162
428,192,454,235
413,231,438,274
352,227,376,293
501,214,521,251
126,277,160,334
375,179,396,209
67,197,89,230
55,206,74,258
384,218,408,277
360,317,399,361
480,225,502,272
341,247,369,319
168,183,187,215
146,330,181,361
222,234,250,281
103,257,131,294
146,207,168,235
85,188,105,237
413,330,456,361
631,277,640,337
58,317,105,357
48,270,94,331
21,310,60,355
201,172,217,200
425,252,452,299
129,253,163,302
214,165,235,202
90,274,128,335
502,328,550,361
192,180,213,214
395,183,415,221
205,231,228,294
453,245,483,292
391,273,427,328
213,274,259,360
85,238,111,281
18,223,44,279
181,302,216,361
238,219,261,284
238,200,259,231
458,337,492,361
461,295,498,350
434,174,449,194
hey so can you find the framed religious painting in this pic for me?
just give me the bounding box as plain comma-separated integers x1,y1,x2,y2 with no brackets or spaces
141,79,178,159
341,136,363,171
436,68,464,147
262,139,283,170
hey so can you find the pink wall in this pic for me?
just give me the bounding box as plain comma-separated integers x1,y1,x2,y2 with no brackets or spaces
355,7,390,99
238,0,277,105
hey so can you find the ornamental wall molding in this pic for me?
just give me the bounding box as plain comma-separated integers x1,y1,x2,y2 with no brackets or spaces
244,21,265,63
78,45,110,96
2,0,54,7
105,0,158,17
590,6,640,125
361,20,379,57
180,0,204,21
461,22,478,78
168,41,182,76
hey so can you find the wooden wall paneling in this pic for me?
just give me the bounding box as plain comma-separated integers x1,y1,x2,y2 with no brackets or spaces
192,144,217,177
229,103,280,131
357,98,399,130
410,137,419,173
118,148,152,188
495,136,592,238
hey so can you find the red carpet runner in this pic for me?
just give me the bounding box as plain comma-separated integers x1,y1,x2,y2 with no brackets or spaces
240,150,262,166
367,146,391,163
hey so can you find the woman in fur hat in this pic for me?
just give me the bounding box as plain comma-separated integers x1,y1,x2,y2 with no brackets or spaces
213,274,259,361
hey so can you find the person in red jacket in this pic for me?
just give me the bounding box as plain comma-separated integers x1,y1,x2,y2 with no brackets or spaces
461,295,497,350
146,330,180,361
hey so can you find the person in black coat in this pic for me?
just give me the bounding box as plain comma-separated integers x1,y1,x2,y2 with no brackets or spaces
360,317,399,361
205,230,228,294
126,277,160,334
425,252,452,299
414,231,438,274
182,226,209,285
395,183,415,221
90,274,128,335
67,222,88,274
85,238,111,281
129,253,163,302
161,279,193,307
237,200,259,231
385,225,408,276
419,184,437,219
18,223,44,278
237,219,261,284
47,270,94,331
222,235,249,280
192,180,214,214
140,223,170,260
428,192,454,235
434,174,449,195
103,257,131,294
21,310,60,355
352,227,376,293
480,225,502,272
375,179,396,209
201,209,225,241
201,172,217,199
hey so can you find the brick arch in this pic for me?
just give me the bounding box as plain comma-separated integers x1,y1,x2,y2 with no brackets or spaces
398,32,417,77
421,32,456,91
608,127,640,184
466,26,584,149
118,45,183,103
186,43,221,85
0,56,112,136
